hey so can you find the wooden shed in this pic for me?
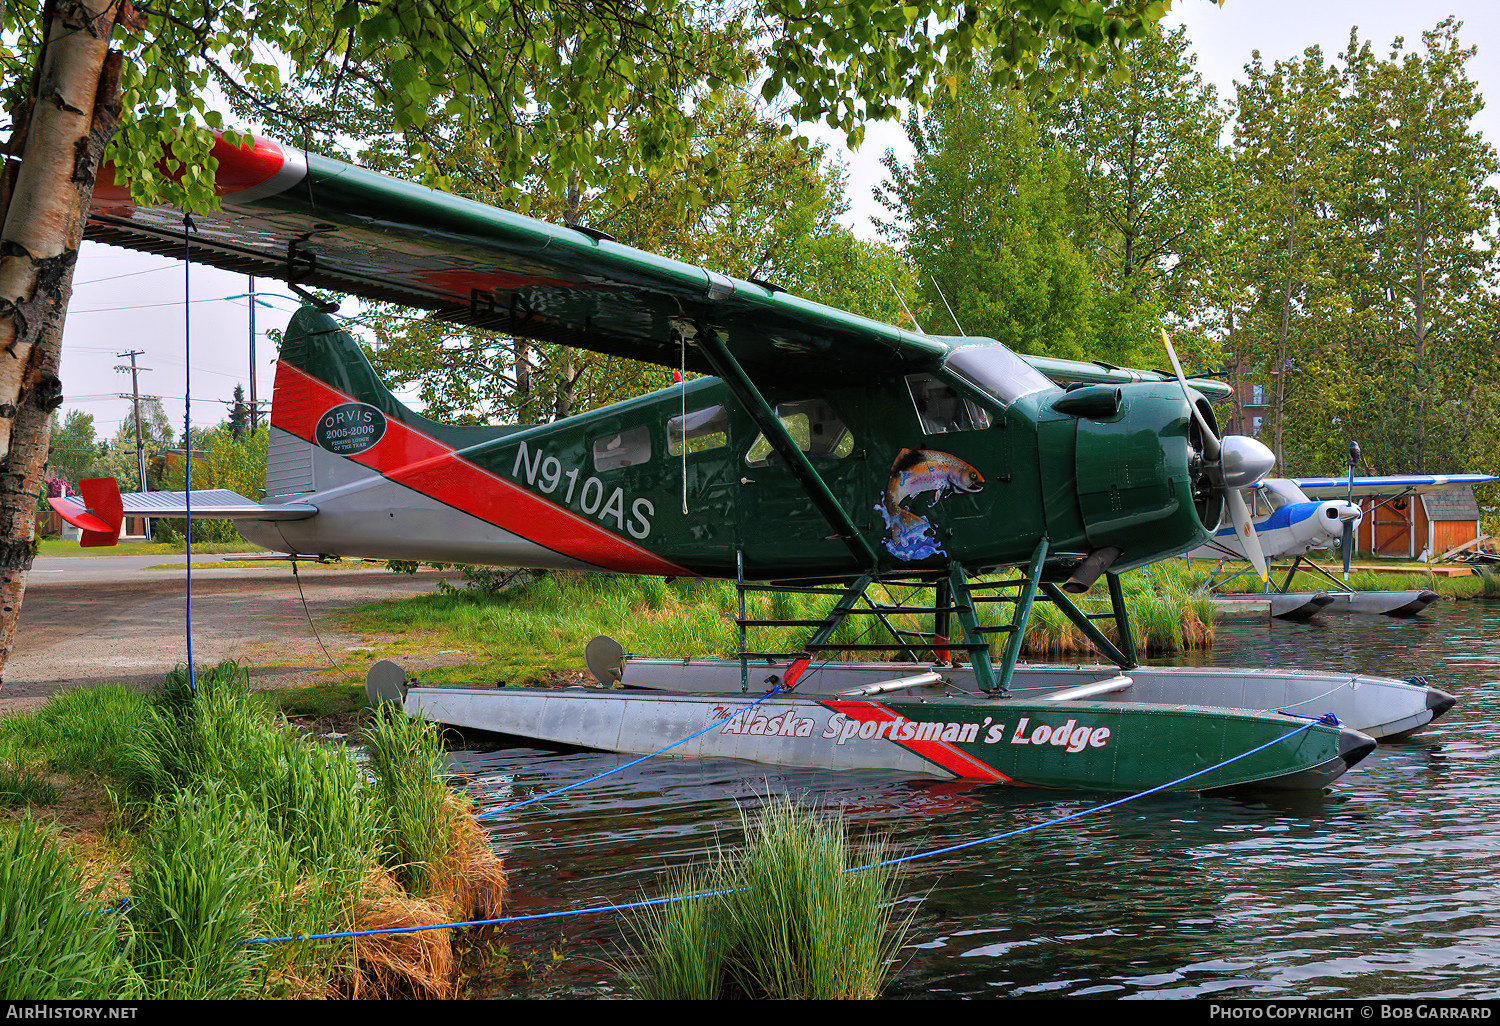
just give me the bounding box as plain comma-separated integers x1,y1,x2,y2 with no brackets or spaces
1360,483,1484,560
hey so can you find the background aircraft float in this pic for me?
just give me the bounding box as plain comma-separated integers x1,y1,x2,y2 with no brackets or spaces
48,133,1458,791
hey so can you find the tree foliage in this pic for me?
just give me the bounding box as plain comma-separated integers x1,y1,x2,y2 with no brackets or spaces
874,17,1499,480
45,410,99,487
0,0,1176,216
1226,19,1500,474
878,73,1130,363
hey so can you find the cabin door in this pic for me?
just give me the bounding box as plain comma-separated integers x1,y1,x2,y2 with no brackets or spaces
734,396,873,577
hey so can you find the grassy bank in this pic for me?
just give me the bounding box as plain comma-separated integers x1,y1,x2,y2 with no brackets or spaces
336,564,1215,687
0,661,504,999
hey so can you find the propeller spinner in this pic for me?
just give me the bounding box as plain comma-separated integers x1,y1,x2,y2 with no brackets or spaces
1159,329,1277,585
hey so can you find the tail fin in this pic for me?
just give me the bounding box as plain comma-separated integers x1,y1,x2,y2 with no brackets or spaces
267,306,511,497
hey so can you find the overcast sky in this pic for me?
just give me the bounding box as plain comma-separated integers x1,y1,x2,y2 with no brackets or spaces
58,1,1500,439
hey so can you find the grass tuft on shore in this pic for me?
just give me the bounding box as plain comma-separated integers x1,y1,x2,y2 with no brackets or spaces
0,818,138,998
623,798,908,1000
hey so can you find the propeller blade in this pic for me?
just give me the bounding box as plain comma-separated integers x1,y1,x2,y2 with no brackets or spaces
1227,488,1269,586
1158,328,1221,460
1341,519,1354,580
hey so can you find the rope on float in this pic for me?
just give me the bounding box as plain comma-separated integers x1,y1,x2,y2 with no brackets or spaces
242,714,1333,946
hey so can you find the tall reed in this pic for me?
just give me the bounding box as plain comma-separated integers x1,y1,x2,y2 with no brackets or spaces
625,799,908,1000
361,703,457,898
127,783,276,999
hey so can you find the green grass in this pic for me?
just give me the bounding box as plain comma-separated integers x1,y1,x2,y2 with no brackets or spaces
0,684,154,783
0,818,139,999
0,661,504,998
336,567,1216,686
0,765,58,808
37,539,265,558
261,684,368,722
623,798,909,1000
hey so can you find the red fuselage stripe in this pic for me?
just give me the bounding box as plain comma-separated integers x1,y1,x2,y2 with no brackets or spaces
272,362,691,576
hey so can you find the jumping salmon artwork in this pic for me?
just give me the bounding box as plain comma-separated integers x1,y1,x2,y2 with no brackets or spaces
876,449,985,560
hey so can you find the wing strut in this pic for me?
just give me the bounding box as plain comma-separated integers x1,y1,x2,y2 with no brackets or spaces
694,328,880,568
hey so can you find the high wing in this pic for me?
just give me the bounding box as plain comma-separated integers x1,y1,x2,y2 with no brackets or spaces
1293,474,1497,500
86,135,945,384
84,133,1230,398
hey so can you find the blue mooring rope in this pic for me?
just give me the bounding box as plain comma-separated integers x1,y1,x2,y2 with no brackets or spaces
474,683,788,820
182,212,197,694
240,713,1333,946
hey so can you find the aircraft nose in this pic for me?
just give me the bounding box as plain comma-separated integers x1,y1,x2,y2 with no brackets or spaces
1319,501,1361,536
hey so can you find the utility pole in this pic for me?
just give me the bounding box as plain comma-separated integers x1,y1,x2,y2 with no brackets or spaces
114,350,150,493
248,275,258,431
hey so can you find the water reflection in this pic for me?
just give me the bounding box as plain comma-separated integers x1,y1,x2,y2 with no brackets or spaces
455,600,1500,999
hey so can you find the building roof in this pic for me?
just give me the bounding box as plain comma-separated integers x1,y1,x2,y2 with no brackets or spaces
1420,484,1482,521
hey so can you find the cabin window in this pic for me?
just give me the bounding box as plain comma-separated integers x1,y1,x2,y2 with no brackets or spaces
667,406,729,456
906,374,992,433
745,400,854,466
592,426,652,472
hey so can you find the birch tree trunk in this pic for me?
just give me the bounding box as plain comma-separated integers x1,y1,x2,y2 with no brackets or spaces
0,0,124,681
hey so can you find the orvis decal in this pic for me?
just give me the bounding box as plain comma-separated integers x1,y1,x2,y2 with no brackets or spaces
511,440,655,539
316,402,387,455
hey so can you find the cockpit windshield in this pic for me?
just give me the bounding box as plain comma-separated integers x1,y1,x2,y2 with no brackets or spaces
945,344,1054,406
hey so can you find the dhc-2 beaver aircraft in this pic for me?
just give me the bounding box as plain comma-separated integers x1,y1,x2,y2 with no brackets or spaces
52,133,1459,792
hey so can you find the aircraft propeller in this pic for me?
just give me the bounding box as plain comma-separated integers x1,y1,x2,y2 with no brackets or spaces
1342,441,1362,579
1159,329,1277,586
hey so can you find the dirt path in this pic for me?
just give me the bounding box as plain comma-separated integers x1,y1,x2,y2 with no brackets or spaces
0,563,458,714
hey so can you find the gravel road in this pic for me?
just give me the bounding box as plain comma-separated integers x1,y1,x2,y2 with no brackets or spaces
0,555,456,714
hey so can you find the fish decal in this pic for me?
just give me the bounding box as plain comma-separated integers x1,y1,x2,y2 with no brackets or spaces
876,448,985,561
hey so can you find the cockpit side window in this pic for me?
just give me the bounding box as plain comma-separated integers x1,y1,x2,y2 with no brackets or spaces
668,405,729,456
906,374,992,433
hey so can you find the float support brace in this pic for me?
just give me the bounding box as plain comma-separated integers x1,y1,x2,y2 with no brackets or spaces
997,539,1048,693
1039,577,1137,671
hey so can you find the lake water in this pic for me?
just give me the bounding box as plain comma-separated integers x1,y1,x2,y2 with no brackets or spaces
455,599,1500,999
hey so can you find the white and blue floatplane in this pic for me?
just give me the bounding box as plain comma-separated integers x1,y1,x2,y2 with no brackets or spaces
1190,470,1495,620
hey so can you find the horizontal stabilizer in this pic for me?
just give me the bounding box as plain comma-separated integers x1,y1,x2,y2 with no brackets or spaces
53,489,317,522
